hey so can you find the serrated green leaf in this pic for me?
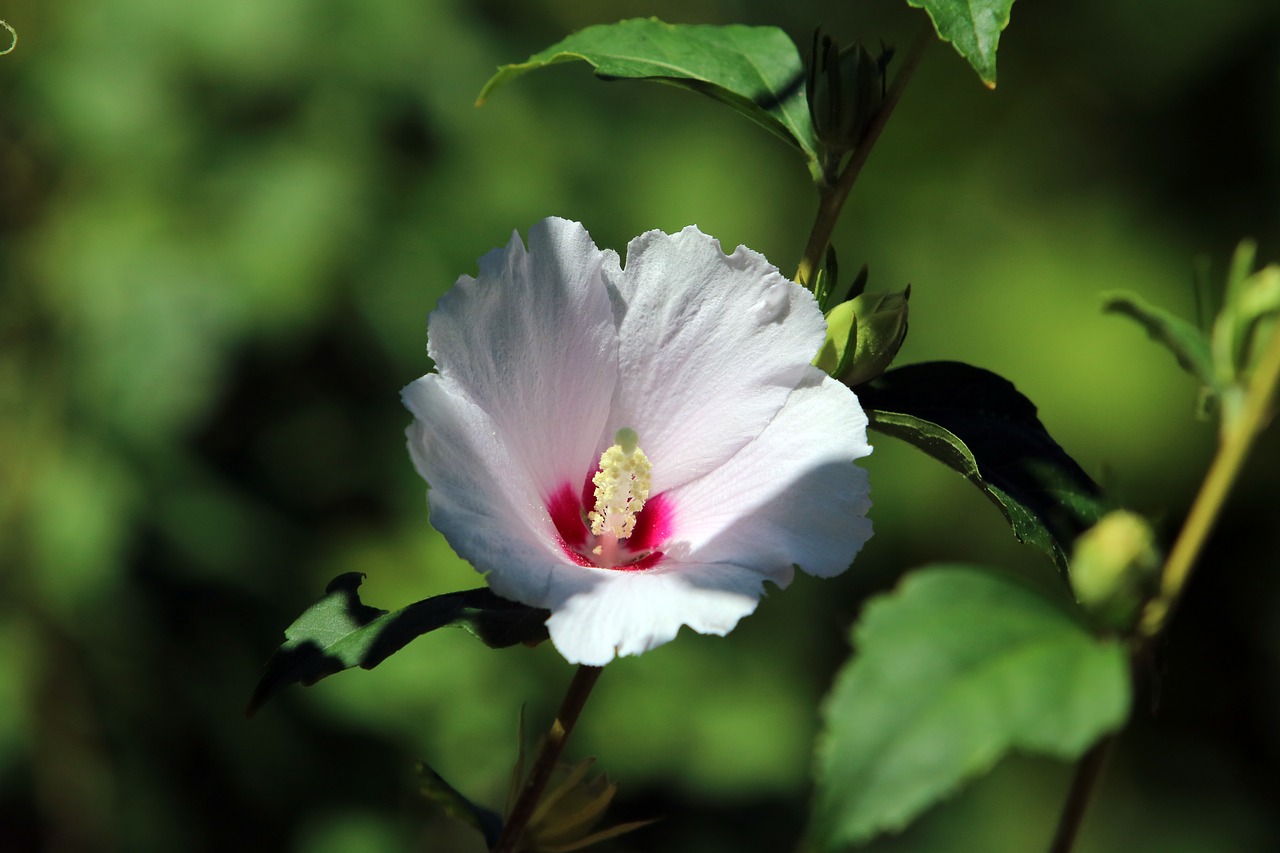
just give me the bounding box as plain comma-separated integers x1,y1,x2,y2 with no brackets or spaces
1103,291,1218,391
860,361,1110,573
418,760,504,848
814,565,1130,847
247,573,549,714
477,18,818,169
907,0,1016,88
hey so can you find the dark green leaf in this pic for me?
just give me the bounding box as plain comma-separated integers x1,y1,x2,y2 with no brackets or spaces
860,361,1110,573
814,565,1130,847
1103,291,1218,390
418,760,504,847
477,18,818,171
906,0,1016,88
247,573,549,714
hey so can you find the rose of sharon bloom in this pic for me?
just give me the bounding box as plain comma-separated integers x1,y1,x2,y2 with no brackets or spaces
403,217,872,666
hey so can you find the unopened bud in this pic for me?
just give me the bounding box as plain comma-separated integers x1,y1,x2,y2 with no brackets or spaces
1070,510,1161,631
807,33,891,158
814,287,911,387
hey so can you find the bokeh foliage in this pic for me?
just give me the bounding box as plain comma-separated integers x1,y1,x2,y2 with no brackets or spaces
2,0,1279,851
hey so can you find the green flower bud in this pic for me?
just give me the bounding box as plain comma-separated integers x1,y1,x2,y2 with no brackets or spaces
813,297,857,378
807,33,891,160
814,286,911,387
1070,510,1161,632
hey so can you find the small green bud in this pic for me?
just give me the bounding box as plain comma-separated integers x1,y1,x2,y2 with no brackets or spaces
814,297,857,378
1070,510,1161,632
814,286,911,387
846,287,910,386
807,33,892,162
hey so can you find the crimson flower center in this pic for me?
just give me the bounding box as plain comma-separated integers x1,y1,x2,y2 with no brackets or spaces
545,431,674,571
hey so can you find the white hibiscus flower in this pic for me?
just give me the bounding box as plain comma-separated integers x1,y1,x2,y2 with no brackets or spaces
403,217,872,665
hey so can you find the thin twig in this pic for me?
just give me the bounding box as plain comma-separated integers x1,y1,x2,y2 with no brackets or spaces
1047,734,1114,853
493,665,604,853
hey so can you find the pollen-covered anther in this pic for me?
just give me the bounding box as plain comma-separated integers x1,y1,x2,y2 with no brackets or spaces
587,427,652,541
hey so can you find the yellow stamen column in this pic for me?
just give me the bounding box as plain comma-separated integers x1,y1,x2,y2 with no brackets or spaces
588,428,652,568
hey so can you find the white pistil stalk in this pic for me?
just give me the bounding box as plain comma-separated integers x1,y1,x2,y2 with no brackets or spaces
588,428,652,568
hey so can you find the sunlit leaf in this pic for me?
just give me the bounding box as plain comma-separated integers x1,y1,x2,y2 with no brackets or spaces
247,573,549,714
814,565,1130,847
477,18,818,170
906,0,1016,88
860,361,1110,573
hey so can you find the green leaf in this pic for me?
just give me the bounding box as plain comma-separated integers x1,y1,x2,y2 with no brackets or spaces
860,361,1110,573
1103,291,1218,391
1215,240,1277,386
418,760,504,848
907,0,1016,88
477,18,818,171
1239,264,1280,373
247,573,549,714
814,565,1130,847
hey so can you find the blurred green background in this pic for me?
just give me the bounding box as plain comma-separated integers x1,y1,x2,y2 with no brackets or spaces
2,0,1279,850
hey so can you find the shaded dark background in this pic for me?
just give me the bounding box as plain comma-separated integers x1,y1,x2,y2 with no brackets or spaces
2,0,1278,850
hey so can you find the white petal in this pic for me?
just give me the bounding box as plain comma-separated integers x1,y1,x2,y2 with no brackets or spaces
425,217,619,499
402,375,581,605
670,368,873,580
602,227,826,493
544,563,767,665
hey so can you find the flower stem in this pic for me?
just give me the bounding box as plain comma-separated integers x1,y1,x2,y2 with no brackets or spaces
493,665,604,853
1141,319,1280,638
795,26,932,287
